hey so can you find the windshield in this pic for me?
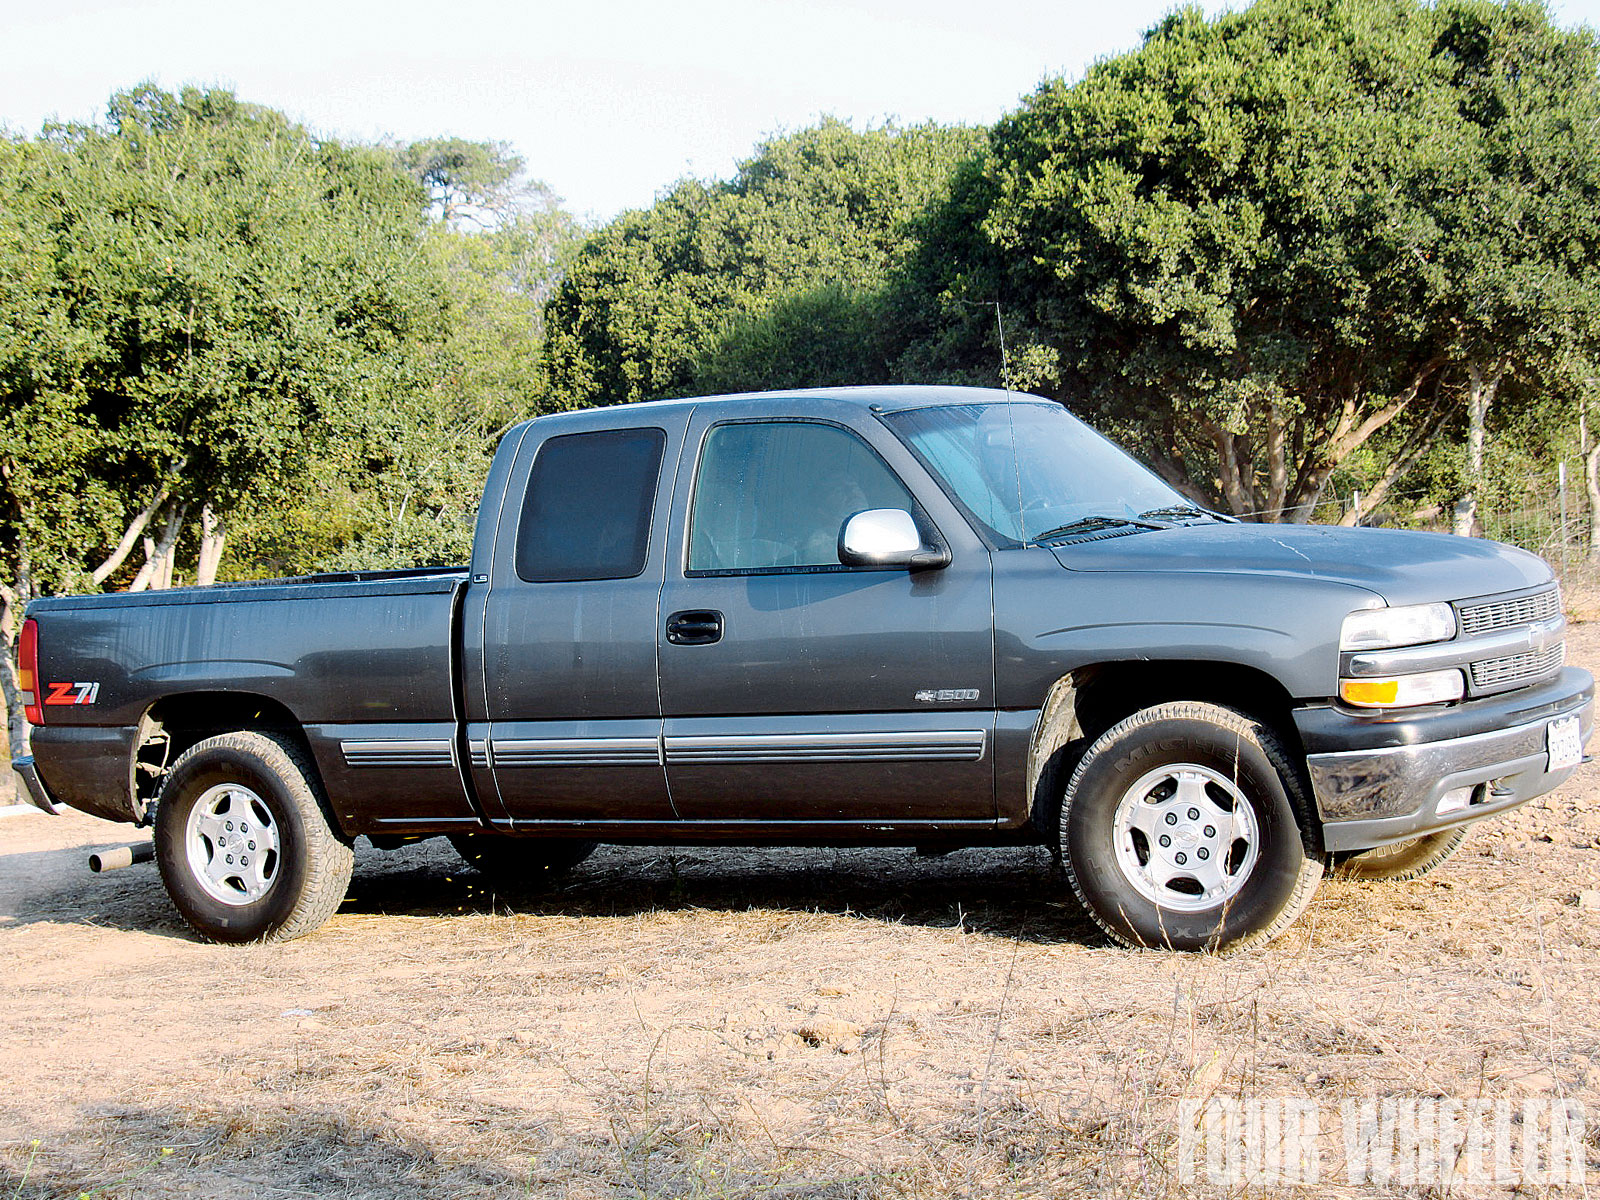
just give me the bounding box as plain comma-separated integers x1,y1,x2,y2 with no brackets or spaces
882,401,1196,547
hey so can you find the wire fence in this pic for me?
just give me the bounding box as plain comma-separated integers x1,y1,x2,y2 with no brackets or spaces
1288,465,1599,587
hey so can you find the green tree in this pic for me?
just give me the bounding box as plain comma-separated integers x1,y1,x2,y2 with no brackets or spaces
963,0,1600,519
309,152,586,570
402,136,525,227
0,89,585,771
0,86,448,758
543,119,986,407
1416,1,1600,532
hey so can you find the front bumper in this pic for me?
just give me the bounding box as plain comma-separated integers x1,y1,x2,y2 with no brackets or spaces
1294,668,1594,852
11,755,65,815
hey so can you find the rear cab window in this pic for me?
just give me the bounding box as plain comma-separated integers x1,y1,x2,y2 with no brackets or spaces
515,428,667,582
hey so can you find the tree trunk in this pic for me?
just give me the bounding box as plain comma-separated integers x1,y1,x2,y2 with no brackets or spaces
155,541,176,590
1453,360,1502,537
90,457,187,586
1337,408,1450,528
1144,423,1213,506
1146,456,1214,506
0,568,36,798
1279,361,1444,523
196,504,226,587
1264,402,1289,522
1207,423,1256,518
128,503,188,592
91,485,171,586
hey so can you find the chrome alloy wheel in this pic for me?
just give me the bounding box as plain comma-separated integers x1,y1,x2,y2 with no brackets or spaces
184,783,280,906
1111,763,1261,912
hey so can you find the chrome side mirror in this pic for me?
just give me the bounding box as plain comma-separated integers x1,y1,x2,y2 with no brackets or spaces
838,509,950,571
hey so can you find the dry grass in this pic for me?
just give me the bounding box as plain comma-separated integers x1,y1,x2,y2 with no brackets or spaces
4,632,1600,1197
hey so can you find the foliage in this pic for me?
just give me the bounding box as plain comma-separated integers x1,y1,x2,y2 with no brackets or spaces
543,119,987,407
401,136,525,226
1420,0,1600,383
0,1,1592,659
0,88,588,595
537,2,1600,523
955,0,1600,518
315,183,586,573
0,86,436,595
0,86,585,760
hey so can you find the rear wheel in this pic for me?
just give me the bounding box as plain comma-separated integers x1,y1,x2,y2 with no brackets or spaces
155,732,352,943
449,834,596,892
1060,701,1322,951
1330,827,1469,881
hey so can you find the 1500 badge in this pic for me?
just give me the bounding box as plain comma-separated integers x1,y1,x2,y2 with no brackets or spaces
915,688,979,703
45,681,101,705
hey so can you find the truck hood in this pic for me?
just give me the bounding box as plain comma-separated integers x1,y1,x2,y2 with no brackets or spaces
1049,522,1551,605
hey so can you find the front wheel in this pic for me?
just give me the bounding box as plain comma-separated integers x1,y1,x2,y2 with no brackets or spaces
155,732,353,943
1060,702,1322,951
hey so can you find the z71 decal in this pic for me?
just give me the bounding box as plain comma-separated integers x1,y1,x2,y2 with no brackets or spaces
45,681,101,706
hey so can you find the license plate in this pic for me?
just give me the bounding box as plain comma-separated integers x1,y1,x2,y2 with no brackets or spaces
1547,715,1583,772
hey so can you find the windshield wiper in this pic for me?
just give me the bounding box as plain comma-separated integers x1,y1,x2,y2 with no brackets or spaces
1031,515,1164,544
1137,505,1228,524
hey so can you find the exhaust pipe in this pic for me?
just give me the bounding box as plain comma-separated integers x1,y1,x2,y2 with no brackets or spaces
89,843,154,873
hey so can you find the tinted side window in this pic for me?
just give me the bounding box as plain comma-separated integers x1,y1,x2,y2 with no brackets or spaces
516,428,666,582
688,422,916,572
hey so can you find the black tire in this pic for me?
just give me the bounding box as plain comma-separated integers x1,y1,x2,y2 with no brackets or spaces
1059,701,1323,952
154,732,353,943
449,834,596,891
1330,827,1469,882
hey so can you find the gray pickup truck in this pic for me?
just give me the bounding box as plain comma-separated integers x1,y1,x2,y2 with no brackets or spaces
14,386,1593,950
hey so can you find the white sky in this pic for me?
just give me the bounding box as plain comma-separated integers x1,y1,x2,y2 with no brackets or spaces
6,0,1600,222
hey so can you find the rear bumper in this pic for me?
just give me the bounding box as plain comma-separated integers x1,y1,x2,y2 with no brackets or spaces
11,755,66,815
1294,668,1594,852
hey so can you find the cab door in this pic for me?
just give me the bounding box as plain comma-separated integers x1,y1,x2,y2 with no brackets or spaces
656,408,996,825
465,410,687,825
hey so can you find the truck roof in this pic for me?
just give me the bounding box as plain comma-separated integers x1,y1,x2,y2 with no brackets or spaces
524,385,1040,432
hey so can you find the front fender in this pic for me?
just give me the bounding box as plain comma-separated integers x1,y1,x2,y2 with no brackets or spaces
995,559,1377,707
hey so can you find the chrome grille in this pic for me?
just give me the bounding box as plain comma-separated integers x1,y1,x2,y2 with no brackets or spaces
1458,587,1560,637
1469,644,1565,691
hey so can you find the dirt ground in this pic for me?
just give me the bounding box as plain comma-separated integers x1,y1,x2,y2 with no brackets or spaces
2,631,1598,1198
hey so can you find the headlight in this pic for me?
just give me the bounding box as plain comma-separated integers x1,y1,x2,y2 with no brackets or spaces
1340,602,1456,651
1340,669,1465,708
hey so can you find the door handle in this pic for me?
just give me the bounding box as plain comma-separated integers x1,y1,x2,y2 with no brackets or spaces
666,610,723,645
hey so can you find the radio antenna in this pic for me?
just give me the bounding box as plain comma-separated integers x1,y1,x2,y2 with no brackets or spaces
994,301,1009,386
995,302,1025,540
955,296,1027,541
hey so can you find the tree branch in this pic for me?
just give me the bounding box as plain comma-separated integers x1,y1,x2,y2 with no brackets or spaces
127,502,188,592
90,456,189,586
1326,360,1442,463
1337,405,1450,527
1206,421,1255,516
91,485,172,585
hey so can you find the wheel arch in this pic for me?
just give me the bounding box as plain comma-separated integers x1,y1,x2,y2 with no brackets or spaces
132,691,316,821
1025,659,1310,842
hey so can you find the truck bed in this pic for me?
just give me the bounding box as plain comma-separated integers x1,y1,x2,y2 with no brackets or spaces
26,567,469,826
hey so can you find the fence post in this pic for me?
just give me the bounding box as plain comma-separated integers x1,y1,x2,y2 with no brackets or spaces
1559,461,1570,578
